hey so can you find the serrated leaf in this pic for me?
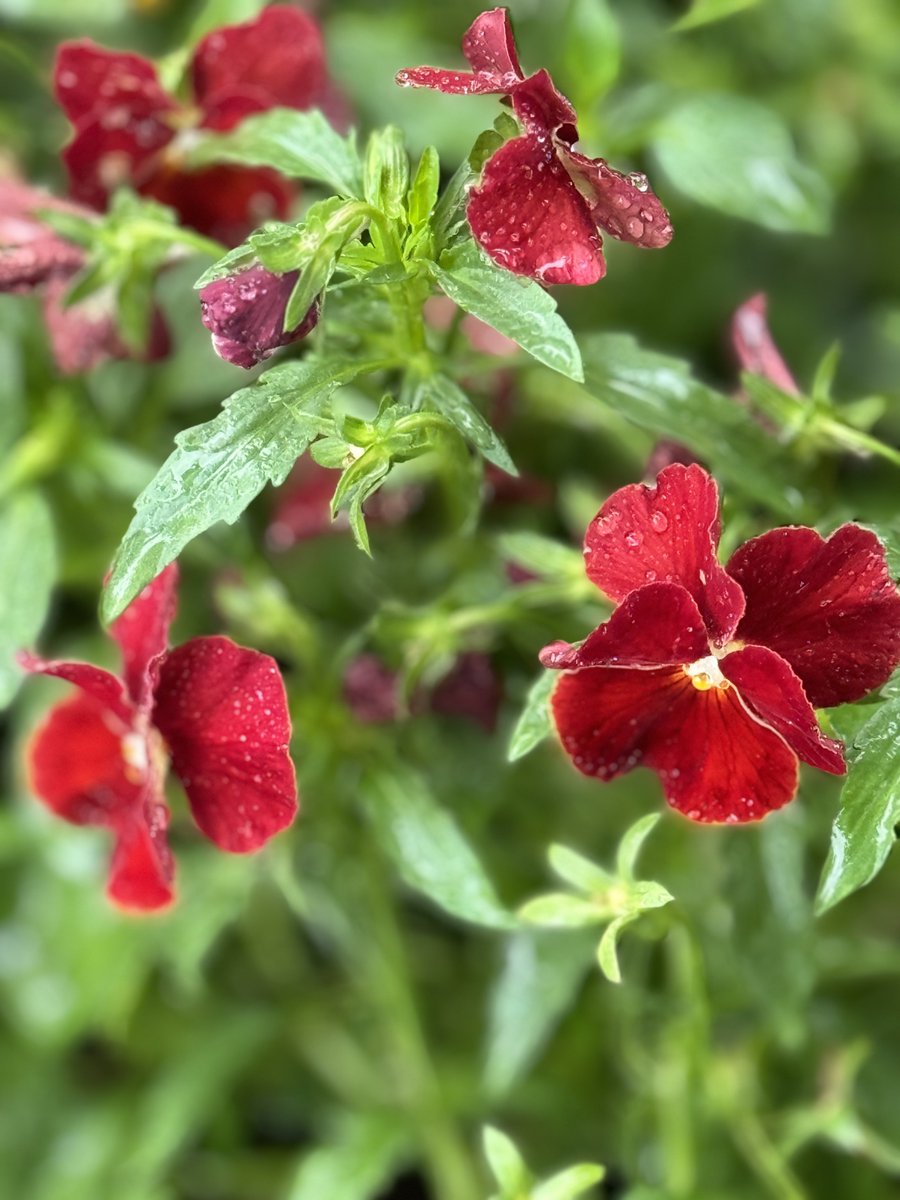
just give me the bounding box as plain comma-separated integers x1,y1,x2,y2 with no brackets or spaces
579,333,807,517
549,845,615,895
0,491,55,708
615,813,662,881
673,0,760,30
533,1163,606,1200
596,914,637,984
102,359,354,623
188,108,364,197
363,768,513,929
484,929,595,1094
430,240,583,381
417,374,516,473
286,1112,408,1200
816,696,900,913
508,669,556,762
483,1127,529,1193
519,893,606,928
652,94,831,234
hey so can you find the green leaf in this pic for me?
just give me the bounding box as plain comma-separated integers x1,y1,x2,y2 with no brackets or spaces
483,1127,530,1194
286,1112,408,1200
407,145,440,231
533,1163,606,1200
332,446,392,555
549,845,615,895
816,696,900,913
560,0,620,108
498,531,586,581
363,125,409,221
102,359,351,623
187,108,364,198
430,240,584,381
596,913,637,984
519,893,607,928
673,0,761,31
579,333,806,517
363,768,514,929
652,94,831,234
0,491,55,709
615,813,662,882
508,669,556,762
417,374,516,474
484,929,596,1094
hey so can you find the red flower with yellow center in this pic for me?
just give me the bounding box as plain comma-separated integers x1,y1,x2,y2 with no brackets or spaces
54,5,332,246
19,564,297,910
541,464,900,822
397,7,672,285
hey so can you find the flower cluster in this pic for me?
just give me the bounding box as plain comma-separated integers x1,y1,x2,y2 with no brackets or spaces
541,464,900,822
20,565,297,910
54,5,333,246
397,7,672,284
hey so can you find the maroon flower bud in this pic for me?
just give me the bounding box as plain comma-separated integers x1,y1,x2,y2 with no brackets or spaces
199,265,318,369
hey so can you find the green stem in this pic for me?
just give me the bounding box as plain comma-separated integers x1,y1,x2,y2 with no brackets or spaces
817,416,900,469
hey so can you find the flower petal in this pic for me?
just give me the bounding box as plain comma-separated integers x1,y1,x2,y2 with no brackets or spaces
551,666,798,822
721,645,845,773
728,524,900,707
191,5,327,113
62,107,174,210
584,464,745,645
540,582,709,670
18,651,133,722
54,41,171,125
562,151,674,248
153,636,297,852
467,134,605,285
731,293,799,395
461,7,523,84
26,691,139,825
141,163,292,246
199,265,317,368
510,69,578,142
110,563,178,710
107,797,174,911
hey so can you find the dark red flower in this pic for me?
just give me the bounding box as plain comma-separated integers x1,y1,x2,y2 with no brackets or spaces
342,654,400,724
199,264,318,368
731,293,799,395
54,5,330,245
19,564,297,910
0,178,169,373
540,464,900,823
429,652,503,733
397,7,672,284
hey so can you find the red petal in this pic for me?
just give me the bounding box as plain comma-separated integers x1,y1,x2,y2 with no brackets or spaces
141,163,292,246
153,636,298,852
54,41,170,125
430,652,502,733
728,524,900,707
551,666,798,822
62,108,174,211
461,7,523,84
510,70,578,142
26,691,139,825
467,135,605,285
267,460,341,547
343,655,399,724
110,563,178,710
721,645,845,773
540,582,709,670
41,277,169,375
199,265,318,368
191,5,326,113
584,464,745,646
107,798,174,912
396,7,524,95
18,651,133,722
731,293,799,395
562,150,674,248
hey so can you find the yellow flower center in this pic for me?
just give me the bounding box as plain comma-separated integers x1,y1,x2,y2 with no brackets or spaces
683,655,730,692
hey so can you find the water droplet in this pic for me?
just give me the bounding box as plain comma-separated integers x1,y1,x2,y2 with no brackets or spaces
627,171,649,192
624,530,643,548
645,569,657,581
649,510,669,533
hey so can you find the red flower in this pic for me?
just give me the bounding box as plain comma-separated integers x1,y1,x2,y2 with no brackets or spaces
397,8,672,284
0,178,169,373
54,5,329,245
540,464,900,823
199,264,318,368
19,564,297,910
731,293,800,395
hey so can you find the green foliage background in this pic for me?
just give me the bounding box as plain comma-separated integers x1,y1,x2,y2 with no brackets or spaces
2,1,900,1198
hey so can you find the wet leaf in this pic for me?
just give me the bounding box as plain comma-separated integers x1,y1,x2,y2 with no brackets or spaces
417,373,516,474
507,669,556,762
